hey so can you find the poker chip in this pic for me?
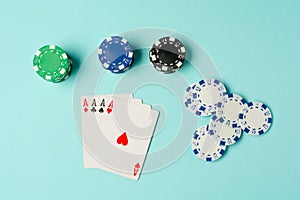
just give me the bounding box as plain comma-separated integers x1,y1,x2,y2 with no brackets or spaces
184,78,273,161
208,115,242,146
183,83,201,115
238,101,272,136
98,36,134,73
215,93,247,128
149,36,186,73
33,45,72,83
192,125,226,162
56,61,73,83
184,79,227,116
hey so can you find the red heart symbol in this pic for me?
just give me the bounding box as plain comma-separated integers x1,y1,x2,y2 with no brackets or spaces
117,132,128,146
107,108,112,114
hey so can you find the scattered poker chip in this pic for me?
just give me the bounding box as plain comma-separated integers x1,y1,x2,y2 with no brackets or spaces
192,125,226,162
98,36,134,73
184,79,227,116
208,115,242,146
215,93,247,128
183,82,201,115
149,36,186,73
33,45,72,83
238,101,272,136
185,78,273,161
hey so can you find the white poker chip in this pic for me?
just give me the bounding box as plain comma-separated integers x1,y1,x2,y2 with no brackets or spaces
215,93,247,128
208,115,242,146
192,125,226,162
238,101,272,136
184,79,227,116
183,82,208,116
183,83,199,114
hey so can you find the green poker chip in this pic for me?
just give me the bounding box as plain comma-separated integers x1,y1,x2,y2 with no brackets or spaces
53,62,73,83
33,45,72,82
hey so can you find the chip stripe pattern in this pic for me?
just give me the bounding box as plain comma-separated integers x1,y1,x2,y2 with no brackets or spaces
238,101,272,136
216,93,246,128
208,115,242,146
192,125,226,162
184,79,227,116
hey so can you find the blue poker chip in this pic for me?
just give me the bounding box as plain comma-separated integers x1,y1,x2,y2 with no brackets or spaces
215,93,247,128
192,125,226,162
184,79,227,116
98,36,134,73
238,101,272,136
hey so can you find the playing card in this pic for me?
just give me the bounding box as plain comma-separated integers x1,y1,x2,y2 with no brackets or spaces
112,99,154,137
82,94,132,115
132,98,142,105
96,98,157,154
81,94,159,180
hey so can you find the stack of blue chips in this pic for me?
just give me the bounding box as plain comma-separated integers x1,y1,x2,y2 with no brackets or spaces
98,36,134,73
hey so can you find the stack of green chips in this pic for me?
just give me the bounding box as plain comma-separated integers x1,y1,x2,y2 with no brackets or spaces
33,45,72,83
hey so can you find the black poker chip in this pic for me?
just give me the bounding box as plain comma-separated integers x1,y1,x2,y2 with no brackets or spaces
149,36,186,73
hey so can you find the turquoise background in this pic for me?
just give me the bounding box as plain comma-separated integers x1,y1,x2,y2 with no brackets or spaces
0,0,299,199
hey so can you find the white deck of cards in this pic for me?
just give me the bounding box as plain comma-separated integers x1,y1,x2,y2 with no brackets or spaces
81,94,159,180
